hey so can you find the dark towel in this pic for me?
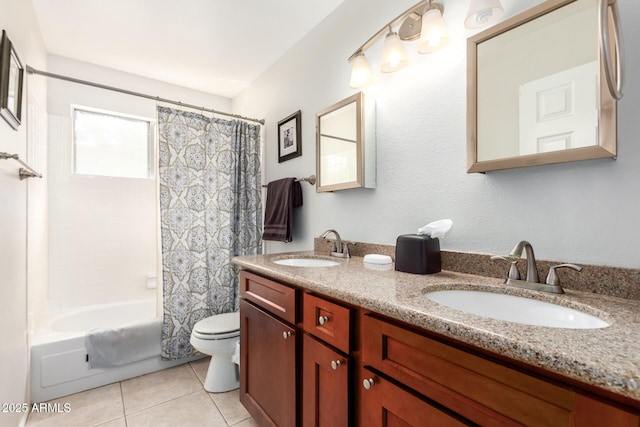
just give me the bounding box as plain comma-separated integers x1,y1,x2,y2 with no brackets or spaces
262,178,303,242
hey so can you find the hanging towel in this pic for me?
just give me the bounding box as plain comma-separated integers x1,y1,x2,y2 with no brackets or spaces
262,178,303,242
85,319,162,369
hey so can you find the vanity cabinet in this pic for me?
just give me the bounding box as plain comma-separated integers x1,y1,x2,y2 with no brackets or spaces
301,293,352,426
360,313,640,426
358,366,472,426
302,334,350,426
239,269,639,427
239,272,298,427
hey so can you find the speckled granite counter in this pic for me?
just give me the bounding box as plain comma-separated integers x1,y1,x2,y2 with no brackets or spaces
233,251,640,403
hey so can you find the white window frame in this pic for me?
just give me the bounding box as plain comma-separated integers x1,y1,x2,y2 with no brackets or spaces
71,105,156,179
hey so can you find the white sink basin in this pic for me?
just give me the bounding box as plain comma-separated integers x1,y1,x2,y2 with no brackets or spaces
425,290,609,329
273,258,340,267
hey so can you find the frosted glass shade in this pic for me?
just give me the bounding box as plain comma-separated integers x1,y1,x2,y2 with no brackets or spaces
349,53,373,88
418,8,449,54
465,0,504,29
380,32,408,73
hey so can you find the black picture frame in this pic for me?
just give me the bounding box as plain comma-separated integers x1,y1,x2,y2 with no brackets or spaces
0,30,24,131
277,110,302,162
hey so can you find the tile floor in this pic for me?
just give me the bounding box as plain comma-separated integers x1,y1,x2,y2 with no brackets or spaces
26,358,257,427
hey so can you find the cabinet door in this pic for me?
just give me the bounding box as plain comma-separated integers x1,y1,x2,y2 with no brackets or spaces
358,367,472,427
240,299,297,427
302,334,350,427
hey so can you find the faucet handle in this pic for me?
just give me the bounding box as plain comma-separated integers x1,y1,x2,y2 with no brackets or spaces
490,256,520,280
342,242,350,258
545,264,582,286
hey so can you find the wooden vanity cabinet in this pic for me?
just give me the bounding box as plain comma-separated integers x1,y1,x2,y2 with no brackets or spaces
358,366,473,427
301,292,352,427
239,269,639,427
360,313,640,427
302,334,350,426
239,271,298,427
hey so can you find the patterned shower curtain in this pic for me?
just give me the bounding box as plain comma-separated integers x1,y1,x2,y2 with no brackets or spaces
157,106,262,360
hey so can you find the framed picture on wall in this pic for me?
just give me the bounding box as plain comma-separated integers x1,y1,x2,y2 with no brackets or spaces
277,110,301,162
0,30,24,131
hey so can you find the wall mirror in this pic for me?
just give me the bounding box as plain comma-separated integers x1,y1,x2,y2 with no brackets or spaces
467,0,623,173
316,92,376,192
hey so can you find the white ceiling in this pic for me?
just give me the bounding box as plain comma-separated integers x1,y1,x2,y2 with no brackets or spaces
31,0,346,98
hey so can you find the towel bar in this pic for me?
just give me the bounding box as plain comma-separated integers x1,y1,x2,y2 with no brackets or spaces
0,152,43,180
262,174,316,188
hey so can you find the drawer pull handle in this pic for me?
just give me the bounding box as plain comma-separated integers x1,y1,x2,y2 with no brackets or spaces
282,331,293,339
363,378,375,390
318,315,329,325
331,360,342,370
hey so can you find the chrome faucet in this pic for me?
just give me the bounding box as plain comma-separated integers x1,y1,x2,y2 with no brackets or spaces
491,240,582,294
319,229,350,258
509,240,539,284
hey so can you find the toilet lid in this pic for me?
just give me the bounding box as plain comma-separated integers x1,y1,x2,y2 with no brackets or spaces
193,312,239,335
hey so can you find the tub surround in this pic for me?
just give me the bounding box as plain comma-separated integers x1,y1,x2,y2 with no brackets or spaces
233,250,640,405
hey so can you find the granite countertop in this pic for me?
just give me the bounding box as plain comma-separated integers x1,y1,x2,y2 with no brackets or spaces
233,251,640,403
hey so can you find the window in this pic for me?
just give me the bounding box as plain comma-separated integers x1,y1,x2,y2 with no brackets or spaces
73,107,154,178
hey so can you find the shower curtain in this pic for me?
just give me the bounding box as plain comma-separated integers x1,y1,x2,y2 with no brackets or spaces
157,106,262,360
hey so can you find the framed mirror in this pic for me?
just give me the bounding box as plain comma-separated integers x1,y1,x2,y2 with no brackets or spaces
0,30,24,130
316,92,376,192
467,0,621,173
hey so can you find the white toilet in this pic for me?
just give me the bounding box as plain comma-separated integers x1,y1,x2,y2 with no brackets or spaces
189,311,240,392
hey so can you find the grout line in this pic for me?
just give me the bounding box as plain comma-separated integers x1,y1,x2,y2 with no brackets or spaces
119,382,129,427
123,389,204,417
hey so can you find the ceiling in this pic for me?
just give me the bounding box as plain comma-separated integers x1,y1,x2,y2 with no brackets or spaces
31,0,346,98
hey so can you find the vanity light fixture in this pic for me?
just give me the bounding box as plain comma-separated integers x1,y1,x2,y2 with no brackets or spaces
464,0,504,29
348,0,504,88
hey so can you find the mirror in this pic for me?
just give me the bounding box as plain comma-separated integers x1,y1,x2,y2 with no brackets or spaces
467,0,620,173
316,92,375,192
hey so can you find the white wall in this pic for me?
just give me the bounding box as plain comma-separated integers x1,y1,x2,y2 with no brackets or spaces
233,0,640,269
0,1,47,425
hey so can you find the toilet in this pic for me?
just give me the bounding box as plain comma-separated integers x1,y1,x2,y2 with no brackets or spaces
189,311,240,392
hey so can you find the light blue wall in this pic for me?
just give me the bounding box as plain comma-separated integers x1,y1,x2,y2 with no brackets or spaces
234,0,640,269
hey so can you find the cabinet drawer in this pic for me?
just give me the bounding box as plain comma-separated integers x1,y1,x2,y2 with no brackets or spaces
240,271,297,324
358,367,472,426
303,293,351,353
361,314,575,426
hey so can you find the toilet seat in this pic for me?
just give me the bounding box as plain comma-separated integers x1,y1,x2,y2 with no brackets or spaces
192,312,240,340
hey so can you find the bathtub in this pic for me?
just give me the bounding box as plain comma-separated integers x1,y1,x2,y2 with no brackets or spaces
31,299,196,403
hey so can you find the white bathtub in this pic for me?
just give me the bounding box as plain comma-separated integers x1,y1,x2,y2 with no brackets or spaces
31,300,195,403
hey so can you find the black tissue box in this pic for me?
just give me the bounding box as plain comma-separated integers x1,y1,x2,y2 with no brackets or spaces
395,234,441,274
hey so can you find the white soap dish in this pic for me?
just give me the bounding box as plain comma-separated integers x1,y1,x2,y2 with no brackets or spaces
363,254,392,265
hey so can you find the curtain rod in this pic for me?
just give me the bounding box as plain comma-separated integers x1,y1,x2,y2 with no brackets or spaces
26,66,265,125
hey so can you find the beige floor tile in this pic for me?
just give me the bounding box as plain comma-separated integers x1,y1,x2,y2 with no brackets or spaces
26,383,124,427
126,390,228,427
209,389,250,426
121,364,202,414
95,417,127,427
231,418,260,427
189,356,211,385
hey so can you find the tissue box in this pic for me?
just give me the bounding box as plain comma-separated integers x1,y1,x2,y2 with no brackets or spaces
395,234,441,274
